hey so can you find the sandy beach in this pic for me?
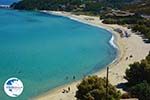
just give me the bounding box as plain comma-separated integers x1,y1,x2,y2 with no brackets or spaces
33,11,150,100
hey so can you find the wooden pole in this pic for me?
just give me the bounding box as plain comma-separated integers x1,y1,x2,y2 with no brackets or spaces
106,67,109,100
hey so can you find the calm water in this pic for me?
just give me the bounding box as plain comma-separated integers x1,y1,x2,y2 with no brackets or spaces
0,9,117,100
0,0,19,5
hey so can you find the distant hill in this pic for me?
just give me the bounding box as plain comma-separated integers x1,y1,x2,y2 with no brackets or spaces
11,0,148,11
10,0,150,15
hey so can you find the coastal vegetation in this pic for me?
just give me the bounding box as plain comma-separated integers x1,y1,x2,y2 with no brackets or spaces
10,0,137,14
132,20,150,42
75,76,121,100
10,0,150,15
124,52,150,99
123,0,150,15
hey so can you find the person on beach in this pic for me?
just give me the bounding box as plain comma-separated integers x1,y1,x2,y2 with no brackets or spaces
68,87,70,92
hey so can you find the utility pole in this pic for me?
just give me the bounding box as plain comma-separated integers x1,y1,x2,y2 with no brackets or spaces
106,67,109,100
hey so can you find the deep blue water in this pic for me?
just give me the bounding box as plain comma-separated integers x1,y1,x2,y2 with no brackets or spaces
0,9,117,100
0,0,19,5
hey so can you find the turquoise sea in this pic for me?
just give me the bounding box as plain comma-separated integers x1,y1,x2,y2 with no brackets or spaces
0,9,117,100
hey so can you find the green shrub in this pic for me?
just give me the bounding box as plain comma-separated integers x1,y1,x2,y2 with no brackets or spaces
125,55,150,86
125,52,150,100
130,81,150,100
75,76,121,100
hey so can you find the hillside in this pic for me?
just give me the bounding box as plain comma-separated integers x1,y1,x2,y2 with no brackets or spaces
11,0,150,14
123,0,150,15
10,0,136,10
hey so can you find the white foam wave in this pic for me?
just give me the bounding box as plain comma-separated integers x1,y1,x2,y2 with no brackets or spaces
0,5,10,8
109,35,118,49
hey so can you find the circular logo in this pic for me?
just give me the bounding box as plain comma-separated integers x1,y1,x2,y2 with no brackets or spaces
4,77,24,97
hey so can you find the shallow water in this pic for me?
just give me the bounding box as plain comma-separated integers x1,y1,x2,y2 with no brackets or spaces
0,9,117,100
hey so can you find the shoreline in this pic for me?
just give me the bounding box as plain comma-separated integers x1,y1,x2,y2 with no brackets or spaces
33,11,150,100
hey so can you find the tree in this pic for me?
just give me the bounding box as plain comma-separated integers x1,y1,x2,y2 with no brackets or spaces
130,81,150,100
75,76,121,100
125,52,150,100
125,61,145,86
125,57,150,86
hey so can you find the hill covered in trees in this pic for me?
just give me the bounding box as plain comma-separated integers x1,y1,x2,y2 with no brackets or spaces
11,0,136,11
11,0,150,15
